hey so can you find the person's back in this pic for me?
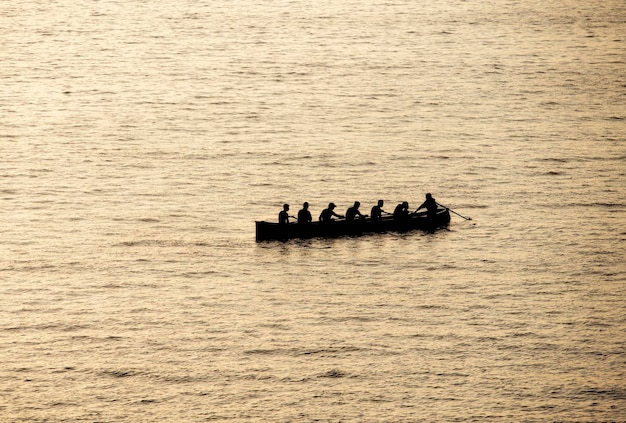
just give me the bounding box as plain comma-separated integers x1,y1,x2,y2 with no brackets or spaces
371,200,384,222
345,201,363,221
297,202,312,224
393,202,409,222
426,198,437,217
319,202,342,223
278,204,291,224
417,193,438,218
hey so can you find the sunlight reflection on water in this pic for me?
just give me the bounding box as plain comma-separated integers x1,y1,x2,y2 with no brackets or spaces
1,0,625,421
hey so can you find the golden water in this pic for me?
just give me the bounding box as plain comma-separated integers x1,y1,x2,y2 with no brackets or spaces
2,0,625,421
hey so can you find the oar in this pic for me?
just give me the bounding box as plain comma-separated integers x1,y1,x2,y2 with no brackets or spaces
437,203,472,220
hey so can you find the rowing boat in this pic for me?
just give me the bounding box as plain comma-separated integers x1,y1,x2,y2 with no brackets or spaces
255,207,451,241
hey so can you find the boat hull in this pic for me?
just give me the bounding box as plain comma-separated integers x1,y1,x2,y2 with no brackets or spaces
256,208,451,241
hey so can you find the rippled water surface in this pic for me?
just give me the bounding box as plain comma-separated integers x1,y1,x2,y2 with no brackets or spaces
2,0,625,421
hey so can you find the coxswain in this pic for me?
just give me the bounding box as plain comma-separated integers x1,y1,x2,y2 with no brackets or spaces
319,203,344,223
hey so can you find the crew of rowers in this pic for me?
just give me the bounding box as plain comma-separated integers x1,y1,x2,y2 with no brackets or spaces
279,193,439,224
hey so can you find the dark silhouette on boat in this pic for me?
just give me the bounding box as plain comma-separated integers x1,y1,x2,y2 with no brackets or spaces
256,207,451,241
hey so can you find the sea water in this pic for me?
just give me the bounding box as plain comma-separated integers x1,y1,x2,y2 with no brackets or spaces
1,0,625,421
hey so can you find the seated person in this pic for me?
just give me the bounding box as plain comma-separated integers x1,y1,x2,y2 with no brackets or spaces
415,193,438,219
319,203,344,222
370,199,385,222
297,202,312,224
278,204,293,224
393,201,410,221
345,201,365,221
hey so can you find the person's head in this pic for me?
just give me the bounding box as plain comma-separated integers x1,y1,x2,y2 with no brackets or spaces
303,202,309,209
354,201,360,208
426,193,432,199
378,199,384,207
328,202,336,210
402,201,409,209
283,204,289,211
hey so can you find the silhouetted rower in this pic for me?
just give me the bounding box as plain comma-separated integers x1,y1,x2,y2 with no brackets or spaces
416,193,438,220
393,201,410,222
319,203,344,223
297,202,312,224
345,201,365,221
370,199,385,222
278,204,293,224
